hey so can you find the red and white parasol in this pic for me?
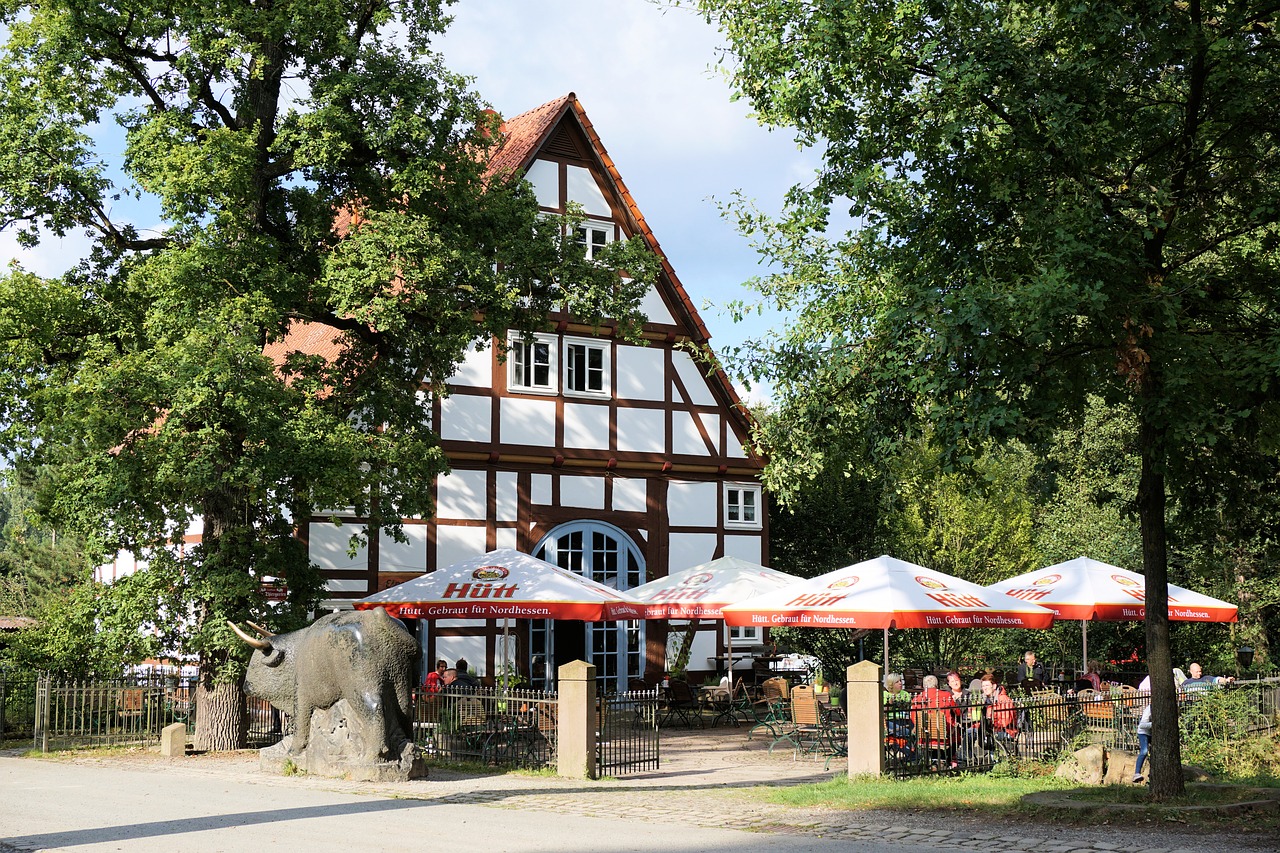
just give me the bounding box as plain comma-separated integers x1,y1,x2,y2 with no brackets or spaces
354,548,644,622
629,556,802,619
987,556,1238,671
723,555,1056,631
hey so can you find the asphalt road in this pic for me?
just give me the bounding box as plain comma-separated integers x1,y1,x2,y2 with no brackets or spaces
0,757,907,853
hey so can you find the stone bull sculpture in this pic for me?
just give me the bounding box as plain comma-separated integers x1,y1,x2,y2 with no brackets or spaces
229,607,425,781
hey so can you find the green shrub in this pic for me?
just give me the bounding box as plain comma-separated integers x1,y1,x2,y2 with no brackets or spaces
1179,688,1280,780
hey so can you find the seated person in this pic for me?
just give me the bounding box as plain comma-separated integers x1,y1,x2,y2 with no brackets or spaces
453,658,482,689
1181,661,1229,695
1015,650,1045,686
883,672,913,737
957,675,994,763
422,659,447,693
985,675,1020,754
1081,660,1105,692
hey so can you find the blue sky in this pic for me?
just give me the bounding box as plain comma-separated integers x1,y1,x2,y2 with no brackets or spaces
2,1,816,397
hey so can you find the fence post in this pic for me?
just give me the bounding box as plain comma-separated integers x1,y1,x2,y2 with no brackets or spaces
556,659,597,779
34,675,49,753
846,660,884,777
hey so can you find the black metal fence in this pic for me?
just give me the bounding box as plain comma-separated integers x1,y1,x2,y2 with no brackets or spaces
1,671,285,752
883,681,1280,779
32,676,195,751
0,668,39,742
885,688,1149,778
597,688,660,776
412,686,558,770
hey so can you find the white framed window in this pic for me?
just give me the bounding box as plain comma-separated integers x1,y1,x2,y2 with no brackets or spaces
563,336,610,397
728,625,761,643
575,219,613,260
724,483,762,529
508,333,558,394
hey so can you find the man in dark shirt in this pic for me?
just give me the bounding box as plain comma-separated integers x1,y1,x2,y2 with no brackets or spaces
454,658,482,689
1015,650,1045,685
1181,661,1227,695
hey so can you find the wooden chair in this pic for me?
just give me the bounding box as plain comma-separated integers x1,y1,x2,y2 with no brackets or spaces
746,677,790,740
1077,689,1120,747
769,685,821,755
1023,690,1072,758
918,704,955,767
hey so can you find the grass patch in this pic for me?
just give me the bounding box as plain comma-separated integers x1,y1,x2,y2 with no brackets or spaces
757,772,1078,813
750,773,1280,830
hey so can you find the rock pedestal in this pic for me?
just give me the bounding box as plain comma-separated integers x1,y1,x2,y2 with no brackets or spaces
260,700,426,782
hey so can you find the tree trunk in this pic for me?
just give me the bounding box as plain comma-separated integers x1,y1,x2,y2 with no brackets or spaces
192,487,254,751
193,652,247,751
1137,403,1185,799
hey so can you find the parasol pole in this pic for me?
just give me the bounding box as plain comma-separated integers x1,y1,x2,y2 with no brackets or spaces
726,625,734,690
1081,621,1088,678
502,617,510,697
883,627,890,671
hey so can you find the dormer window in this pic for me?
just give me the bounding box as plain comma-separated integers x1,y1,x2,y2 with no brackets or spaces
509,333,558,394
575,220,612,260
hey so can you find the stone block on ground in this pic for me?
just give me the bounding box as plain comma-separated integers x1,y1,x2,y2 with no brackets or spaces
1055,743,1105,785
1104,749,1138,785
160,722,187,758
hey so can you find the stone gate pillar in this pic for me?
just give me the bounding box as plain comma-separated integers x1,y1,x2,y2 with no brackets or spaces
847,660,884,777
557,660,598,779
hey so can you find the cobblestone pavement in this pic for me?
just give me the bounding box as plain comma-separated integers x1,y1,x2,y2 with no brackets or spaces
8,727,1273,853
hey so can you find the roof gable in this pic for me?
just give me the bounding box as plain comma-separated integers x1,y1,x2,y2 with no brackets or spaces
489,93,713,343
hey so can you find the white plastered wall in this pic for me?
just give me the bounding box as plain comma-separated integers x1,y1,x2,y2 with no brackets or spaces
440,394,492,443
436,469,488,520
501,397,556,446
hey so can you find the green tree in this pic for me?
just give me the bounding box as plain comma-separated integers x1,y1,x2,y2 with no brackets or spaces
695,0,1280,797
0,1,658,749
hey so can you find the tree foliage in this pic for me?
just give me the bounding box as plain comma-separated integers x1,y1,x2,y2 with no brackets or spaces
696,0,1280,796
0,1,659,746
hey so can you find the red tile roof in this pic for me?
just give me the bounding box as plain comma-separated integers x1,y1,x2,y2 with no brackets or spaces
484,95,573,181
263,321,346,370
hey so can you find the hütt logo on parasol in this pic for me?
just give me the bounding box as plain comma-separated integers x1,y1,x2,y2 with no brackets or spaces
916,575,989,609
443,566,517,600
1005,573,1062,602
1112,573,1146,602
680,572,714,586
785,575,857,608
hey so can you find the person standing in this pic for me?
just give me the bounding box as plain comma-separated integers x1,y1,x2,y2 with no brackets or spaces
1133,674,1153,783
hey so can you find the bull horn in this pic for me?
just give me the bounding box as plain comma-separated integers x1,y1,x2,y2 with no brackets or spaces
246,621,275,639
228,620,273,652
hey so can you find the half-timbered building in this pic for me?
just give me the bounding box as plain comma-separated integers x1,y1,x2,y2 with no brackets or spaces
307,94,768,691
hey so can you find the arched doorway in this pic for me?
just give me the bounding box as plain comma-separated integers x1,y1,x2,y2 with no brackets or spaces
532,521,645,693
